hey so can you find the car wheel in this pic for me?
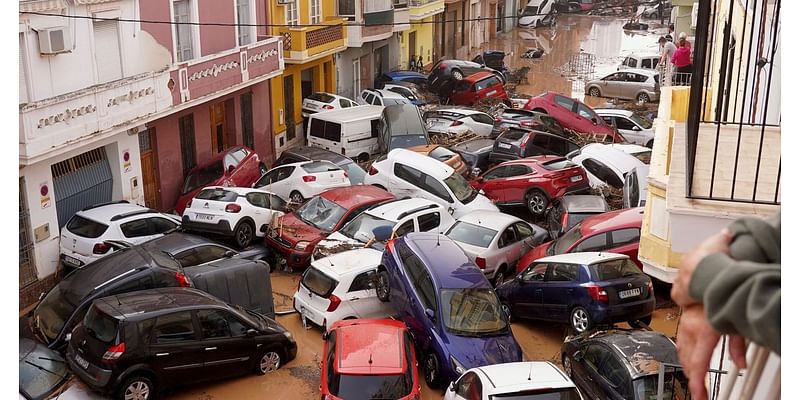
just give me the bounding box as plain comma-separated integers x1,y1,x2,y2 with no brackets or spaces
376,270,390,302
492,266,506,287
423,353,441,388
290,191,305,204
452,69,464,80
233,221,255,249
562,354,573,378
526,190,549,216
628,314,653,329
501,301,513,322
570,306,592,333
588,87,601,97
255,349,282,375
117,375,155,400
637,92,650,103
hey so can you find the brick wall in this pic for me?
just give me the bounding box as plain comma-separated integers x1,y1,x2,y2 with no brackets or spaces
19,272,61,312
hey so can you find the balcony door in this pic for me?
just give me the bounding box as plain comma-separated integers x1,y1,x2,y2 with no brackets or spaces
408,31,416,66
210,102,228,154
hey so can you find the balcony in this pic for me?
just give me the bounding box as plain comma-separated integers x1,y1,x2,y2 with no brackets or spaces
409,0,444,20
277,18,348,64
347,0,395,46
394,0,411,32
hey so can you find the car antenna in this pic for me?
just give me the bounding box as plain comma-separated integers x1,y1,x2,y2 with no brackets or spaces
527,362,533,381
369,353,373,365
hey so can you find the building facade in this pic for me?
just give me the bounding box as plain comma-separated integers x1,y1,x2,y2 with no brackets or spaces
399,0,445,70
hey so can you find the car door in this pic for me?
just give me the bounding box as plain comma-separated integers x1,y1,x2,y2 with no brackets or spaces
496,224,521,271
514,263,548,319
467,113,495,136
575,103,601,133
416,211,446,233
476,165,512,201
590,344,632,399
395,244,436,349
147,311,207,383
542,263,579,321
500,165,534,203
196,308,255,379
266,166,296,200
552,95,576,127
608,228,641,263
614,116,644,144
230,148,256,185
513,222,539,261
391,162,424,199
344,270,392,319
570,232,610,253
245,192,277,232
573,343,611,399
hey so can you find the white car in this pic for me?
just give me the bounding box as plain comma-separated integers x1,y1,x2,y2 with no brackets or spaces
446,210,547,287
301,92,358,118
364,148,499,218
314,198,456,259
606,143,652,165
624,165,649,208
596,108,655,148
567,143,648,190
518,0,556,27
357,89,413,106
182,186,285,248
422,108,495,137
382,83,426,106
293,248,393,330
253,160,350,204
59,201,180,269
444,361,584,400
617,51,662,72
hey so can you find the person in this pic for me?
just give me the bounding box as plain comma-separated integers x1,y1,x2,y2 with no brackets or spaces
671,36,693,85
409,55,417,72
671,212,780,400
679,31,692,51
417,55,424,72
658,36,677,83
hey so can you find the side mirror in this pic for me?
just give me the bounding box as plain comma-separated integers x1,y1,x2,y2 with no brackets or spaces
246,328,258,337
449,381,457,392
322,331,330,340
227,165,236,175
471,167,482,178
447,207,455,215
632,125,641,131
425,308,436,322
515,275,523,284
224,250,237,258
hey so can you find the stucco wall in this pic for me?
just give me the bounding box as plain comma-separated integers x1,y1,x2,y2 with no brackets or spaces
199,0,236,56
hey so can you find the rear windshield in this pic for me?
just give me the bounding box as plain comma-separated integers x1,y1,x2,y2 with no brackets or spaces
541,159,576,171
301,267,337,298
632,151,652,165
501,129,528,141
66,215,109,238
390,134,428,150
302,161,341,173
195,188,238,202
340,161,366,185
446,221,497,248
308,93,336,103
590,258,642,280
329,373,412,399
490,387,584,399
84,305,119,344
429,146,456,161
19,341,69,399
183,161,224,194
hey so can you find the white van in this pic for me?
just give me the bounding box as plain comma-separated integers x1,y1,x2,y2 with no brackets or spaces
518,0,556,28
306,105,384,162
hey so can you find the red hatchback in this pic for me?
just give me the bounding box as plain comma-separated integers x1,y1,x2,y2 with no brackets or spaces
470,156,589,215
516,207,645,273
321,319,421,400
523,92,623,142
450,71,509,106
175,146,265,215
265,186,395,269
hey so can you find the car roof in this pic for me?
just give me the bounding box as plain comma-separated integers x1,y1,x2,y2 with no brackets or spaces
624,51,661,58
366,198,442,221
605,143,651,155
464,71,496,82
578,207,644,235
320,186,395,209
387,148,456,179
311,248,383,277
94,287,226,320
477,362,575,393
142,232,229,255
77,202,158,222
309,105,384,123
456,210,523,230
406,144,444,155
558,195,610,212
282,146,351,164
201,186,277,197
450,138,496,151
594,108,634,117
583,330,679,379
615,68,659,77
402,232,488,289
534,251,630,265
575,144,645,171
333,319,407,375
372,89,406,99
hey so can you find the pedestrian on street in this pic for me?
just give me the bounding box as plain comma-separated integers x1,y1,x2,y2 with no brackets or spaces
409,55,417,72
417,55,424,73
672,36,693,85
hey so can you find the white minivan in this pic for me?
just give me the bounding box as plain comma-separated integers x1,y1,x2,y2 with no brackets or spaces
306,105,384,162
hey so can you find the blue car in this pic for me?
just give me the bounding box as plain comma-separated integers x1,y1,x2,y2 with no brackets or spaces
376,232,523,388
496,252,655,333
375,71,429,88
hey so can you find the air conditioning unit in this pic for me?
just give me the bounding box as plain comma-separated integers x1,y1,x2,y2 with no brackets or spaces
38,27,72,55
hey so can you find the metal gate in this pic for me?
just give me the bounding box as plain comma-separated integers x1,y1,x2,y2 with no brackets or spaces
19,178,37,288
51,147,113,228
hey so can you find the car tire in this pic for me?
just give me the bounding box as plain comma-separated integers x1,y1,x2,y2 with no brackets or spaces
526,189,549,216
423,352,441,388
570,306,592,333
501,301,513,322
290,191,305,204
376,270,390,302
492,265,507,287
117,375,156,400
637,92,650,103
588,87,601,97
562,353,574,378
255,349,283,375
233,220,255,249
628,314,653,329
452,69,464,80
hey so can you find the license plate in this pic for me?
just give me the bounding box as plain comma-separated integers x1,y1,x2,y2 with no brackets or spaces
196,214,214,221
63,255,81,267
498,143,512,149
570,175,583,182
619,288,641,299
74,353,89,370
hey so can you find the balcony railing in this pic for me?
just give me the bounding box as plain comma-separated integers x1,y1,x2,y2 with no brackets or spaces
686,0,781,205
278,18,347,62
409,0,439,6
393,0,408,9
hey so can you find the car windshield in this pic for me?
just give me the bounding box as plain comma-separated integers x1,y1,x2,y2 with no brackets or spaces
429,146,456,161
446,221,498,248
390,134,429,150
541,159,576,170
591,258,642,280
629,113,653,129
35,282,78,342
340,161,366,185
302,161,341,173
489,387,584,400
195,188,238,202
631,151,652,165
443,172,478,204
633,372,690,400
522,5,538,16
339,213,394,243
440,288,508,336
66,215,109,238
182,161,224,193
329,373,412,399
551,222,583,254
19,341,69,399
301,267,338,298
296,196,347,233
83,305,119,344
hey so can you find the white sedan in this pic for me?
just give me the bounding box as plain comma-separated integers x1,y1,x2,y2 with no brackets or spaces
423,108,495,137
301,92,358,118
444,361,584,400
253,160,350,204
182,186,285,248
445,210,547,287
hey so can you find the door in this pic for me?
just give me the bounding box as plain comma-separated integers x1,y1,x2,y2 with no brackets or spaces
257,166,295,200
283,75,296,141
501,165,533,202
542,263,578,320
139,128,160,208
614,116,644,144
210,103,228,154
148,311,207,383
196,309,255,379
301,69,314,135
245,192,278,232
51,147,113,228
574,343,611,399
476,165,510,201
408,31,416,67
391,163,423,199
515,263,548,319
608,228,641,262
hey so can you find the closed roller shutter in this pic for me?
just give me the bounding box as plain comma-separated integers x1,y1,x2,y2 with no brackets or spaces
51,147,113,228
93,20,122,83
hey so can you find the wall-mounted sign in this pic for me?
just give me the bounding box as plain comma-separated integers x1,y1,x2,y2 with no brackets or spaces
39,182,51,209
122,149,131,172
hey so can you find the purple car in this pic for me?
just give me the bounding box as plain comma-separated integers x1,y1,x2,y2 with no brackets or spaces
375,232,523,388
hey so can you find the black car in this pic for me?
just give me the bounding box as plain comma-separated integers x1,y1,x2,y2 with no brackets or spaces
491,108,566,138
32,233,266,350
427,59,505,97
561,329,690,400
19,338,71,400
67,287,297,399
272,145,367,185
449,138,496,174
472,50,509,75
546,195,610,240
489,127,580,164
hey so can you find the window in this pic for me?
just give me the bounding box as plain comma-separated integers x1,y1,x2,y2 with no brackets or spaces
483,166,510,180
475,78,493,92
348,270,376,292
197,309,231,339
174,244,229,266
546,263,578,281
173,0,195,62
641,58,653,69
455,372,482,399
153,312,196,343
573,233,608,252
93,20,122,83
121,219,150,238
529,133,551,154
285,0,298,26
417,212,440,232
339,0,356,17
591,258,642,280
615,117,637,131
446,221,497,248
602,116,614,126
581,159,623,188
309,120,343,142
325,331,338,394
521,263,547,282
626,173,640,207
370,119,380,138
576,104,595,120
241,93,254,149
19,34,28,103
554,95,574,110
236,0,254,46
497,225,518,248
470,113,494,125
397,245,436,312
340,98,351,108
150,217,178,234
179,114,197,174
506,165,532,177
394,163,422,183
267,194,287,210
623,57,637,68
422,175,451,202
246,192,269,208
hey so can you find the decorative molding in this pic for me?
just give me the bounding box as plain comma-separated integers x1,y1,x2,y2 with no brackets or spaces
246,47,280,65
106,87,155,108
37,105,97,128
188,61,241,82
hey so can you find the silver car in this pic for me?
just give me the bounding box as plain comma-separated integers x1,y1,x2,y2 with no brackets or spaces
585,69,660,103
596,108,655,148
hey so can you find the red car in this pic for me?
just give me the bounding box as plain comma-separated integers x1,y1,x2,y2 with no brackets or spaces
470,156,589,215
451,71,510,106
265,186,395,269
175,146,266,215
321,319,421,400
516,207,644,273
523,91,623,142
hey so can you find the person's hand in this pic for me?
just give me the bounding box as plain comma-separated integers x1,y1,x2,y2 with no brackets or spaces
671,229,732,307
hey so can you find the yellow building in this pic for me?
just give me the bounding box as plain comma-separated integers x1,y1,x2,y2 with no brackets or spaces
399,0,444,70
268,0,348,153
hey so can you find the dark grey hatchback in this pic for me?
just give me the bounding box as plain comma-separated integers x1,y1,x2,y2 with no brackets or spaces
489,127,580,165
67,287,297,400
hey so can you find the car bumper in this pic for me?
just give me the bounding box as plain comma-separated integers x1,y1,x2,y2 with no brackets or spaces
286,341,298,362
293,294,327,328
67,345,114,391
265,236,312,269
588,297,656,324
181,216,234,236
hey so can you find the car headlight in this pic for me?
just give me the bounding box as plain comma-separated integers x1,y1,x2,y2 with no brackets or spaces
450,355,466,375
295,241,311,251
283,330,294,342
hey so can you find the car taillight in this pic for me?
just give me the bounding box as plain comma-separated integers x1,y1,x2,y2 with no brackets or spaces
475,257,486,269
186,200,193,211
175,271,191,287
225,203,242,213
343,171,349,178
494,117,502,123
369,166,378,175
520,132,532,148
102,342,125,362
303,175,317,182
323,105,334,110
648,280,654,294
451,120,463,126
584,284,609,302
327,294,341,312
93,243,111,254
561,212,569,228
520,120,534,126
386,239,396,254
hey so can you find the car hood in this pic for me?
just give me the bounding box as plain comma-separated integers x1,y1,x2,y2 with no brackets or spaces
444,331,522,369
277,213,326,246
456,194,499,218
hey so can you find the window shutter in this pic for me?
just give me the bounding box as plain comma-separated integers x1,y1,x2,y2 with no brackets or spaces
93,20,122,83
19,34,28,103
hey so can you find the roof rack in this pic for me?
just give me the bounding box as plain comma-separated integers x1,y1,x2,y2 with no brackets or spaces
110,208,160,222
81,200,130,212
397,203,439,220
